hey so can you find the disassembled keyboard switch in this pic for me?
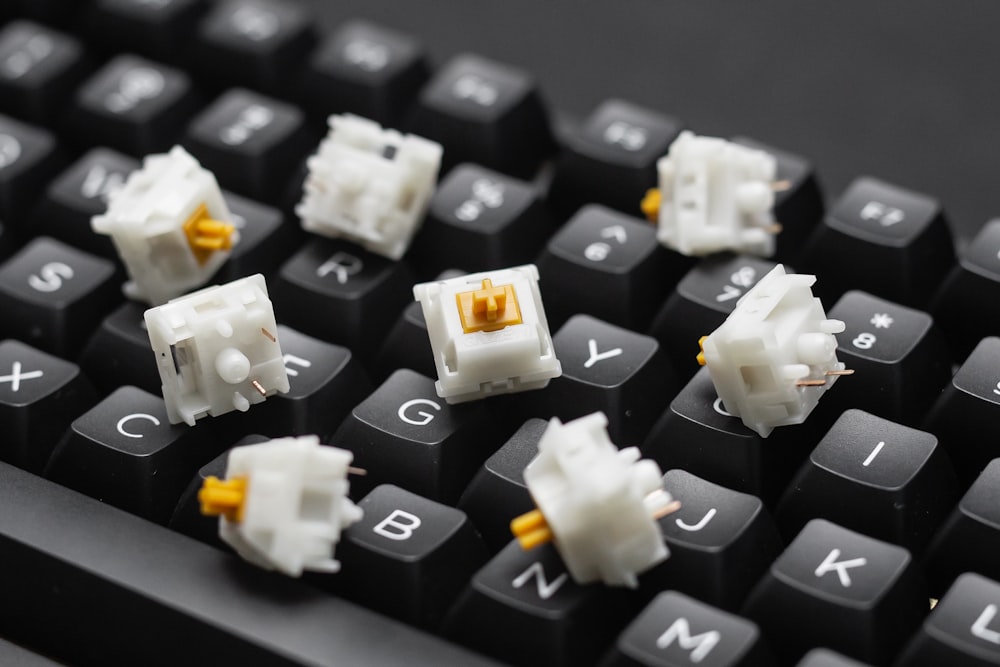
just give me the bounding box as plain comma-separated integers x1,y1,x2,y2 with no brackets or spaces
511,412,679,588
413,265,562,403
641,131,781,257
698,264,850,437
144,273,290,426
297,113,443,260
92,145,238,305
199,435,363,577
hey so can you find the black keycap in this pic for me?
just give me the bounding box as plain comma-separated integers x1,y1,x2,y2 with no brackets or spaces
78,300,160,395
0,339,97,473
273,238,415,360
820,290,951,427
548,99,684,219
896,573,1000,666
169,433,267,549
641,470,783,612
410,163,552,278
539,314,676,446
799,176,955,308
775,409,959,553
458,417,545,552
0,638,61,667
643,367,815,506
13,0,84,26
0,461,497,666
68,54,202,156
84,0,208,65
330,369,503,504
0,114,63,233
742,519,925,665
601,591,773,667
211,190,301,282
184,88,314,203
537,204,692,330
648,254,780,381
931,218,1000,360
0,237,119,357
409,53,552,178
298,19,428,125
443,540,632,667
329,484,489,630
194,0,316,94
924,337,1000,482
796,649,872,667
44,385,215,523
0,21,91,126
925,459,1000,596
731,136,824,263
29,147,138,259
232,325,371,441
374,270,464,382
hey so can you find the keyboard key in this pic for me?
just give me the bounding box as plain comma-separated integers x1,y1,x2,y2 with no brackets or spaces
540,314,676,445
548,99,684,218
537,204,692,330
924,459,1000,596
84,0,208,64
742,519,925,665
896,573,1000,666
775,409,959,553
0,339,97,473
212,190,301,282
731,136,824,263
409,53,552,178
274,238,415,360
641,470,782,612
195,0,316,94
13,0,84,26
29,147,138,259
168,433,267,549
69,54,202,156
78,301,160,394
796,649,872,667
329,484,489,629
601,591,773,667
443,540,632,667
184,88,314,203
931,218,1000,360
410,163,552,278
44,385,215,523
0,237,119,357
924,337,1000,482
0,461,497,666
0,114,63,233
0,21,91,126
232,325,371,441
820,290,951,426
298,20,428,125
799,176,955,308
648,254,779,381
642,367,813,505
458,417,545,552
330,369,503,504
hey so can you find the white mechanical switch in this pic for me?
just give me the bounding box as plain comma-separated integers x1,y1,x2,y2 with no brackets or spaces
641,131,779,257
144,273,290,426
199,435,363,577
510,412,677,588
297,113,443,260
92,145,238,305
413,264,561,403
698,264,848,438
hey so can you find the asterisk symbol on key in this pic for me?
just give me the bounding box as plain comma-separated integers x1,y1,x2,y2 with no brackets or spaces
870,313,894,329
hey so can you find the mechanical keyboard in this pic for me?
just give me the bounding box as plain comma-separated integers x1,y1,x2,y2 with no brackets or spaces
1,1,1000,665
